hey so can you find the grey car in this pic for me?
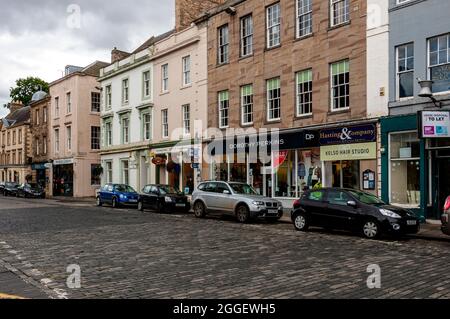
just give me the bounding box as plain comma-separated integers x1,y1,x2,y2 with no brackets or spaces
192,181,284,223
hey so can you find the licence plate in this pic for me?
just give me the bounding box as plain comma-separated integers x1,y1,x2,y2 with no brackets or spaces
176,203,185,207
407,220,417,226
268,209,278,215
129,199,137,203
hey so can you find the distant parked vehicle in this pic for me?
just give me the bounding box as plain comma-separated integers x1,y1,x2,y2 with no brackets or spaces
442,196,450,236
192,181,283,223
3,182,19,197
16,183,46,198
137,185,190,213
291,188,420,239
96,184,139,208
0,182,5,194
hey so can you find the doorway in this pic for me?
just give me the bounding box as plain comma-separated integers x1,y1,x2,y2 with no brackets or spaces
332,161,360,190
434,156,450,219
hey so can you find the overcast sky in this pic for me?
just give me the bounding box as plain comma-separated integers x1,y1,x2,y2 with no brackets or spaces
0,0,174,118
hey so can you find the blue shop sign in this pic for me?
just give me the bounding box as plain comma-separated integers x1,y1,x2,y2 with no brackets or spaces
319,124,377,146
32,163,48,170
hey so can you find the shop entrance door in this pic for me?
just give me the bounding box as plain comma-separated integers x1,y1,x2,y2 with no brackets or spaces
332,161,360,190
435,157,450,219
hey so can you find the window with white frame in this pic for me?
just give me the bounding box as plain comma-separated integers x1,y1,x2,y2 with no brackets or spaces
296,69,313,116
218,25,229,64
297,0,312,38
43,137,47,154
43,107,47,123
35,109,40,125
267,78,281,121
55,97,60,117
330,0,349,27
36,138,40,155
91,126,101,150
121,117,129,144
240,15,253,57
266,3,281,48
122,79,129,104
105,121,112,146
121,160,129,185
389,132,420,206
428,33,450,93
241,85,253,125
67,126,72,151
182,104,191,135
105,85,112,109
55,129,60,153
143,112,152,141
91,92,101,112
162,64,169,92
331,60,350,110
66,92,72,114
397,43,414,99
162,109,169,138
182,56,191,86
143,71,151,98
218,91,229,129
105,161,113,184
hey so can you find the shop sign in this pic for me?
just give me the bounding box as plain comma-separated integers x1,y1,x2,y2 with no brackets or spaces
32,163,48,170
319,124,377,146
320,142,377,161
53,158,74,166
419,110,450,138
152,156,167,165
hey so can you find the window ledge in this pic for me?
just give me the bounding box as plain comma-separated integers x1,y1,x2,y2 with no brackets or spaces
239,54,254,61
328,108,350,115
265,44,282,52
328,21,351,32
293,33,314,43
180,84,193,90
294,113,313,120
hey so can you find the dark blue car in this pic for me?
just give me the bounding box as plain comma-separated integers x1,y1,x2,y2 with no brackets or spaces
96,184,139,208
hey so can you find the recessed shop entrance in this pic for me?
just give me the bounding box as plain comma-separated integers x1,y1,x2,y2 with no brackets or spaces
332,160,360,189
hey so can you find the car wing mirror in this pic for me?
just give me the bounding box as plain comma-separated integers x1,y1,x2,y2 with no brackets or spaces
347,200,357,208
223,190,231,195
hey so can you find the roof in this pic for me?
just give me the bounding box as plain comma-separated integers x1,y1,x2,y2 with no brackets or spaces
1,106,30,129
49,61,109,86
131,29,176,54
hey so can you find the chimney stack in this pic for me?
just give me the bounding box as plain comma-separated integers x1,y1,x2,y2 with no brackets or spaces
175,0,228,31
9,101,24,113
111,47,131,63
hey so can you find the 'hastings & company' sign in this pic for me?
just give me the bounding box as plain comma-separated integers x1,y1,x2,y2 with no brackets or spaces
319,124,377,146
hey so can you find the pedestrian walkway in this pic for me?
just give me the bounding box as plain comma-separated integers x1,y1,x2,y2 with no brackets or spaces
0,268,48,299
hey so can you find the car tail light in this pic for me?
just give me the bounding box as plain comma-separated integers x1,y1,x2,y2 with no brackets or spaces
444,196,450,211
293,199,301,209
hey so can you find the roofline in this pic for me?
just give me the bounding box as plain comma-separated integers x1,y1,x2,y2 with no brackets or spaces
194,0,247,23
49,60,108,86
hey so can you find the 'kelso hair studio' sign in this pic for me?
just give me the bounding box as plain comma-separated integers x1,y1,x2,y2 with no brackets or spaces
319,124,377,146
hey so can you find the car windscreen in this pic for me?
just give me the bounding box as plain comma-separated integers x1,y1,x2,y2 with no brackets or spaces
349,190,385,205
27,184,43,190
159,186,179,195
229,183,257,195
5,182,18,188
115,185,136,193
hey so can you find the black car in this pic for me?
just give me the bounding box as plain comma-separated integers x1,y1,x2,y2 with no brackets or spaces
138,185,190,213
0,182,5,193
16,183,46,198
291,188,420,239
3,182,19,197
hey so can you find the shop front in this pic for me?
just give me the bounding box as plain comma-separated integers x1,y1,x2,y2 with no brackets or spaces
207,123,379,208
31,162,51,194
52,158,74,197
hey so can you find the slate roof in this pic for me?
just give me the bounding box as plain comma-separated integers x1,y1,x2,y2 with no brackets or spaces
132,29,176,54
1,106,30,128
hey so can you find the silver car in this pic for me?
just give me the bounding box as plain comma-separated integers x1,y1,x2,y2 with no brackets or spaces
192,181,284,223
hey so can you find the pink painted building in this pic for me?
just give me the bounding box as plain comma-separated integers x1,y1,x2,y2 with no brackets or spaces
48,62,108,197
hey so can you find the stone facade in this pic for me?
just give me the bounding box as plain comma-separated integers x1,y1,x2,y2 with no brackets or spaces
206,0,367,130
175,0,227,31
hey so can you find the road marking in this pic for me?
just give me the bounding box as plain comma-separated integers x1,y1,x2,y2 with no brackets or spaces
0,293,25,299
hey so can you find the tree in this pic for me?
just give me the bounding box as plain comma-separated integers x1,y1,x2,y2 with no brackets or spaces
5,77,49,108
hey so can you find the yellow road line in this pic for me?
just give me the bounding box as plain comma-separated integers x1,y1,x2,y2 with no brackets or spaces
0,293,25,299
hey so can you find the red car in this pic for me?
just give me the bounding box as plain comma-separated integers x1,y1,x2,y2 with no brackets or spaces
442,196,450,236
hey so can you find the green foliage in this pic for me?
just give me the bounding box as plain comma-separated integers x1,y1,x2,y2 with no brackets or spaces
7,77,49,107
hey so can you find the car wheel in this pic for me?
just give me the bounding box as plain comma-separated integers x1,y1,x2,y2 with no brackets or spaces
112,197,118,209
96,197,102,207
362,220,380,239
236,205,250,223
138,201,144,212
294,213,309,231
193,201,206,218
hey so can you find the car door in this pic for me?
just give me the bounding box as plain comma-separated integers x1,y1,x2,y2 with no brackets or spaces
201,182,218,211
104,185,114,204
325,190,357,230
149,186,161,209
140,186,151,209
213,182,234,214
300,190,328,226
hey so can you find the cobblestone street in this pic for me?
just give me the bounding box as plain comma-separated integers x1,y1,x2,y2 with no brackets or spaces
0,196,449,299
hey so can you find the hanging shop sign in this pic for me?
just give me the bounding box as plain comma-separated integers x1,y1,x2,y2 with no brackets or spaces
418,110,450,138
152,156,167,165
319,124,377,146
320,142,377,161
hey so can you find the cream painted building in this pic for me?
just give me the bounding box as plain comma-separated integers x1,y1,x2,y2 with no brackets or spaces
99,23,208,193
48,62,108,197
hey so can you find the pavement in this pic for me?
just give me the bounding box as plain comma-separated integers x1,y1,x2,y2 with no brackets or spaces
0,195,449,299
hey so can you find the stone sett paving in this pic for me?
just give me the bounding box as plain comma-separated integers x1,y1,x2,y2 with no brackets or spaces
0,196,449,299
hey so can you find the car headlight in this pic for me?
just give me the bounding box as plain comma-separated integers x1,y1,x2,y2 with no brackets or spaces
165,196,173,203
380,209,401,219
252,201,265,206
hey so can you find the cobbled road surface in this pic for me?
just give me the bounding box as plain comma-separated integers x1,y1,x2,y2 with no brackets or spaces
0,196,449,299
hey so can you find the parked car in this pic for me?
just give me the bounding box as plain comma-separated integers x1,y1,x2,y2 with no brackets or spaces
96,184,139,208
137,185,190,213
16,183,46,198
291,188,420,239
3,182,19,197
441,196,450,236
0,182,5,194
192,181,283,223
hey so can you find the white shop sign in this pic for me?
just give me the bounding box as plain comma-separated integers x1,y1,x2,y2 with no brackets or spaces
53,158,74,166
420,111,450,138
